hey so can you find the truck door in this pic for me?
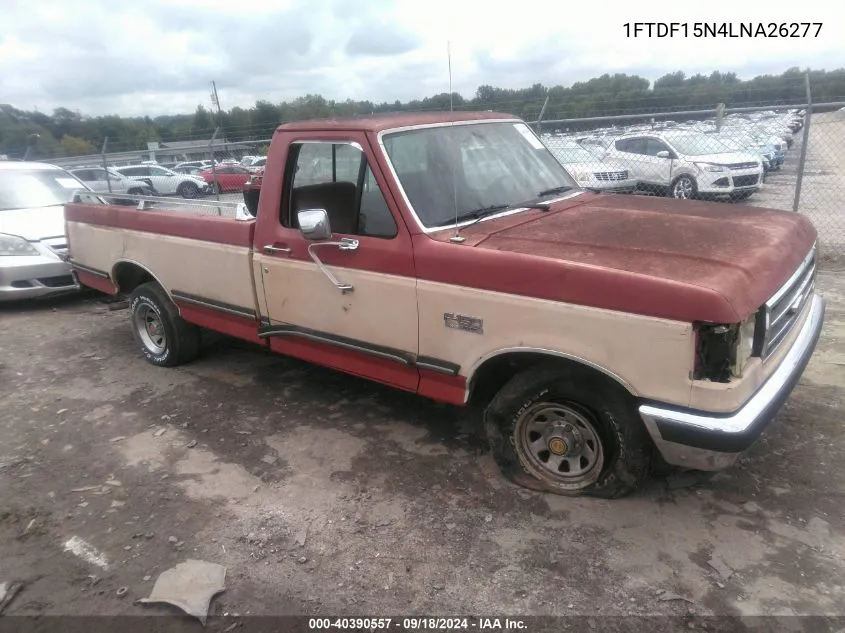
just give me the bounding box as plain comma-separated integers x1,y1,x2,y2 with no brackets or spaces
253,134,419,392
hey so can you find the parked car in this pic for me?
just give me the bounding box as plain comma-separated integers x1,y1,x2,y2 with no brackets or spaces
0,161,98,300
69,166,153,196
172,165,204,175
547,142,637,193
198,165,253,193
67,111,823,499
174,160,213,170
247,157,267,172
114,164,209,198
240,155,260,167
714,132,779,172
606,132,763,200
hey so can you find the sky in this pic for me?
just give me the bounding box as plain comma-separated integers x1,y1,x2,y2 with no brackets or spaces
0,0,842,118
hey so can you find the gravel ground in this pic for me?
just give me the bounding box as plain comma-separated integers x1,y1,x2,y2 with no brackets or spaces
1,267,844,631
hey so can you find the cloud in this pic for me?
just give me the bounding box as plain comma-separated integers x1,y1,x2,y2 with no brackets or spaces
0,0,841,117
346,23,421,57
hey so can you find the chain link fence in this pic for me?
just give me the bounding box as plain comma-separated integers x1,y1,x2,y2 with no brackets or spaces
536,101,845,261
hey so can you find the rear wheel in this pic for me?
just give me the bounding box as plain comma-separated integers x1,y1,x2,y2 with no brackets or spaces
129,282,199,367
484,364,652,498
669,175,697,200
178,182,200,198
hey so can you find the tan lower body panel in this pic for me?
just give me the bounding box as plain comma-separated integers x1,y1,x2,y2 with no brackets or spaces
256,255,419,355
416,280,696,408
70,222,791,414
67,223,255,310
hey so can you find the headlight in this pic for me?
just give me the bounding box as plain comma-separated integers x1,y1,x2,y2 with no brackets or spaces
695,162,726,172
732,315,756,378
0,233,40,256
572,172,592,181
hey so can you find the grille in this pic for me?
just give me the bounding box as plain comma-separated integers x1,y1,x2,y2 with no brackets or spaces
593,170,628,181
727,162,759,170
754,246,816,359
733,174,759,187
38,275,76,288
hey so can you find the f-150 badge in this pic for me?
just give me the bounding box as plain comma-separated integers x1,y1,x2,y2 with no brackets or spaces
444,313,483,334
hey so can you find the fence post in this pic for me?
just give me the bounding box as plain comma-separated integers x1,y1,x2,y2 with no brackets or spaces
792,72,813,212
209,127,221,209
101,137,112,193
536,94,550,137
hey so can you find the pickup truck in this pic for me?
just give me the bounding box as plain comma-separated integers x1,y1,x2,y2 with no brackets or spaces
64,112,825,498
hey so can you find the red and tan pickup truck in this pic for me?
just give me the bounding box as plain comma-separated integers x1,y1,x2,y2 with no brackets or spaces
64,112,824,498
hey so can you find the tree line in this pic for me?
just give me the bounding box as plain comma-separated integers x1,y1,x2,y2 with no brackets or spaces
1,67,843,160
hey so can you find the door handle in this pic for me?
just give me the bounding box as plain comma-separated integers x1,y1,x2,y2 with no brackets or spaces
263,244,291,255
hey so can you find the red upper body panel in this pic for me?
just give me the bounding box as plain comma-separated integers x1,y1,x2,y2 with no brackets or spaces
66,114,816,326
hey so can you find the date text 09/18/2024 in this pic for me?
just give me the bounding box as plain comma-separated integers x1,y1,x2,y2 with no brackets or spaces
623,22,823,38
308,617,528,631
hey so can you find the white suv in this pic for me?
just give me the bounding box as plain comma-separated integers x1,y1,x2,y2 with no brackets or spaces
115,164,209,198
605,132,763,201
69,167,152,196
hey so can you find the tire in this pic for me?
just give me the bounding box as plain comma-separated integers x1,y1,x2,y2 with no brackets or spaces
730,191,754,202
210,182,221,194
178,182,200,199
669,175,697,200
129,282,200,367
484,364,652,498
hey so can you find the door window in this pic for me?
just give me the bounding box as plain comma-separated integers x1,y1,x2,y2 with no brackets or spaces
283,142,397,239
645,139,670,156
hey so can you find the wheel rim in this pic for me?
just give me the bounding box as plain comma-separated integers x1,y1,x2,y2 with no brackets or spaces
673,177,693,199
183,183,198,198
514,401,604,490
133,303,166,354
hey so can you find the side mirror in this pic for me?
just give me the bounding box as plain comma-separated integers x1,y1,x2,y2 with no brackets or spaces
656,150,671,158
298,208,331,240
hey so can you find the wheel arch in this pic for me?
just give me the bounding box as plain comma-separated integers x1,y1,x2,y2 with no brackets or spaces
112,259,170,298
465,347,637,407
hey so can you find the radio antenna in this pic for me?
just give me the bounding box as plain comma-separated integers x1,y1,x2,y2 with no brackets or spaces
447,40,465,244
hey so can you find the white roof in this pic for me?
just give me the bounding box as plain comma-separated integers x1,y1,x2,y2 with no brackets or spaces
0,160,65,171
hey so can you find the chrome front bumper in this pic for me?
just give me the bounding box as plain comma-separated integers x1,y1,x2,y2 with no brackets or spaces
639,293,826,471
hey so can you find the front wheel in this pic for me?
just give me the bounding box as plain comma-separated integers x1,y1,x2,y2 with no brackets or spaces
129,282,200,367
669,175,697,200
178,182,200,198
484,364,652,498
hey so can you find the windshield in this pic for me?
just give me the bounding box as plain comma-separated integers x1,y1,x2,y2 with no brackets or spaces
0,169,87,211
549,144,601,164
666,134,732,156
382,121,577,228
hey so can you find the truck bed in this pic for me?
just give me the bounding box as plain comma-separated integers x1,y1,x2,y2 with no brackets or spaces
66,200,259,325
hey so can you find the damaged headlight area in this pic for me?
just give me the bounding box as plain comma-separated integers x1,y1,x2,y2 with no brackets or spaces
693,315,757,382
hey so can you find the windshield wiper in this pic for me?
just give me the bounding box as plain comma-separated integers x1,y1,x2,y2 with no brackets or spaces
436,201,550,228
537,185,575,198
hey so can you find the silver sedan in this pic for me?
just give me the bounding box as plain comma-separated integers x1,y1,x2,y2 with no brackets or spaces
0,161,87,301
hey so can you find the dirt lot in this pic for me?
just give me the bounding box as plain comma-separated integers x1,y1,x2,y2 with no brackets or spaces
1,268,845,630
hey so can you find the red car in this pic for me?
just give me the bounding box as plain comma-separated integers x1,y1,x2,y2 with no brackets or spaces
198,165,253,193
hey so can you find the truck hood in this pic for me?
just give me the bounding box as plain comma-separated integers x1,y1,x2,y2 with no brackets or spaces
433,193,816,323
0,204,66,241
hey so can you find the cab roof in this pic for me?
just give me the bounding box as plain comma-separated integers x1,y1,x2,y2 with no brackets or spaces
275,111,519,134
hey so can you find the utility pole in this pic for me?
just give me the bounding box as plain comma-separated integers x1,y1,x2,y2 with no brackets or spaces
210,80,228,164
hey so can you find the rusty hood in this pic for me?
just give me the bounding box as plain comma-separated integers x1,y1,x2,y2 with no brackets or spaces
440,193,817,322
